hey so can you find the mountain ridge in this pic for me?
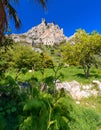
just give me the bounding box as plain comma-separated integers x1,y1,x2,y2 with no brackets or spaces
11,18,68,46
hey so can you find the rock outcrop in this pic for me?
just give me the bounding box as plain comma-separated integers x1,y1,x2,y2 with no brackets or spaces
11,18,68,46
56,80,101,100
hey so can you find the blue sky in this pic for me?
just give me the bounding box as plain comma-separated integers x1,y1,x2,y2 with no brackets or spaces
10,0,101,36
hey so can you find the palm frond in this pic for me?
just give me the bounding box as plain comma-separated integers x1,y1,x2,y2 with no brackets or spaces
4,0,21,28
35,0,48,9
0,0,47,42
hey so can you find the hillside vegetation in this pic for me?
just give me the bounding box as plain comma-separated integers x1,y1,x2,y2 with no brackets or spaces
0,29,101,130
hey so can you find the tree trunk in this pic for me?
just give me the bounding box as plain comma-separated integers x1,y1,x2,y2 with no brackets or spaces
0,0,7,41
86,65,90,78
83,65,90,78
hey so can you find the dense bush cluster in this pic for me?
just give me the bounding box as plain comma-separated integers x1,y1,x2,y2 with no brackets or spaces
0,82,101,130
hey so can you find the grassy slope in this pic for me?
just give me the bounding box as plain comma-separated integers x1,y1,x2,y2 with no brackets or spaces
79,96,101,119
5,45,101,117
14,66,101,116
9,66,101,84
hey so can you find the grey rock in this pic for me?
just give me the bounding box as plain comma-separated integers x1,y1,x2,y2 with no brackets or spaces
10,18,68,46
56,80,100,100
93,80,101,90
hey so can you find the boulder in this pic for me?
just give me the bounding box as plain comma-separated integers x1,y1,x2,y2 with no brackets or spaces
56,80,100,100
92,80,101,90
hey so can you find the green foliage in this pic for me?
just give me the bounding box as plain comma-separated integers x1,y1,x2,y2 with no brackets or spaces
19,90,101,130
0,37,14,48
10,44,41,70
0,71,101,130
7,66,101,84
81,108,101,130
62,29,101,78
0,30,101,130
0,75,18,95
0,48,10,75
0,115,6,130
37,52,54,69
20,92,52,130
0,83,26,130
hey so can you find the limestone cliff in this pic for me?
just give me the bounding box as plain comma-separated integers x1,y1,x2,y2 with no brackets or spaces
11,19,68,46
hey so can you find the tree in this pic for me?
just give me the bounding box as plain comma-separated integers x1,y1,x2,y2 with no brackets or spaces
0,0,47,42
37,52,54,82
8,43,41,70
62,29,101,78
0,37,14,75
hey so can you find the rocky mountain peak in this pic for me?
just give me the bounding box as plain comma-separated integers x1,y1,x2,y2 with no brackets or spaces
11,18,68,46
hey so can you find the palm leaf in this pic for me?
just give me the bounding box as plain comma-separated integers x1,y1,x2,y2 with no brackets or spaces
0,0,47,42
4,0,21,28
38,0,47,9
